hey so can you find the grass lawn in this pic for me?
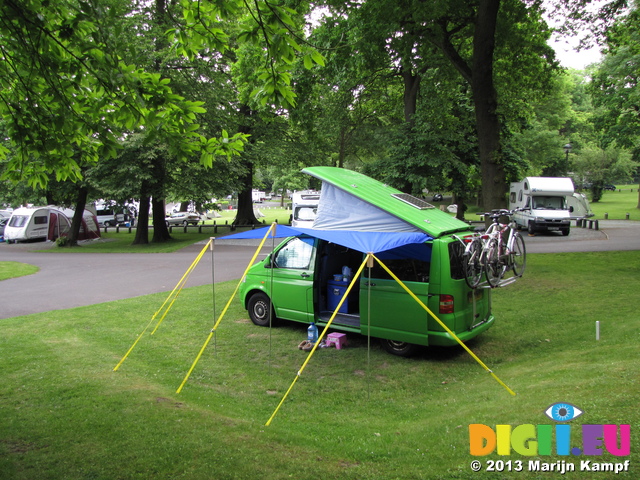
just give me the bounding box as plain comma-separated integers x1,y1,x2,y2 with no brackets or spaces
587,185,640,221
0,251,637,479
0,261,39,281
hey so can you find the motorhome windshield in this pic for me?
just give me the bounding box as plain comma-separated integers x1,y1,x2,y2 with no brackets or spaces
531,196,567,210
294,206,317,222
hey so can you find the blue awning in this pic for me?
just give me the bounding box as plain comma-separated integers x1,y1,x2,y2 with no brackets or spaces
218,225,432,254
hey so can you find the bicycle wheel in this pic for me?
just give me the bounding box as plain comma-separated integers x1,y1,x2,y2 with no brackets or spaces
484,238,507,287
511,232,526,277
463,238,484,289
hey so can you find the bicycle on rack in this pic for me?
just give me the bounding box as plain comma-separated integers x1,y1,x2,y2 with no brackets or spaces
481,209,527,287
455,234,485,289
455,209,526,289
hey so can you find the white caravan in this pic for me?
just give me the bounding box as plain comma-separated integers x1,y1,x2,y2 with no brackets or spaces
567,193,594,221
509,177,575,236
4,206,100,243
290,191,320,228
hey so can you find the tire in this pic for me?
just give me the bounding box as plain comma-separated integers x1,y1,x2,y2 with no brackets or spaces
247,292,275,327
105,221,113,227
561,227,570,236
527,222,536,235
511,233,526,277
381,339,419,357
463,239,483,289
484,238,506,287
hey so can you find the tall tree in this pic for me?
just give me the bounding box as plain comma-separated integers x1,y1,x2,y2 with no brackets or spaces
317,0,557,210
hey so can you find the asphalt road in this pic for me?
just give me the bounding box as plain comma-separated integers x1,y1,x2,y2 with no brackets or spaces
1,220,639,319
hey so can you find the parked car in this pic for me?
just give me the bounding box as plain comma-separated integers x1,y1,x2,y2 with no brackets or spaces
165,212,201,226
0,216,7,240
603,184,616,191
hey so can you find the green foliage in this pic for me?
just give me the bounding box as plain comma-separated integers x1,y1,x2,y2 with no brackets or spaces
570,144,635,201
590,3,640,159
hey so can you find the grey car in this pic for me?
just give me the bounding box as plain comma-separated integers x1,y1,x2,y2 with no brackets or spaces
165,212,201,226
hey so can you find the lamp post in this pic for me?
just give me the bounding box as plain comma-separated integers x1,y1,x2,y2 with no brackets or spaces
563,142,572,163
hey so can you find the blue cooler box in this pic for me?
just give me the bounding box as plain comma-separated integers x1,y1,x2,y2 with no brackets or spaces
327,280,350,313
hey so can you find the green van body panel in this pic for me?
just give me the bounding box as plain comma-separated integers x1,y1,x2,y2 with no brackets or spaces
239,235,494,349
238,167,496,351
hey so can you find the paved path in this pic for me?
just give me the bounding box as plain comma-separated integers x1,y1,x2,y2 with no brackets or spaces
0,240,269,319
1,220,639,319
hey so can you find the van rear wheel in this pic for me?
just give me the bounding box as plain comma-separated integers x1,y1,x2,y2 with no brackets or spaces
381,339,418,357
247,292,276,327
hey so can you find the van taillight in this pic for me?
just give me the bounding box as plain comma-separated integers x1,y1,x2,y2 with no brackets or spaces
439,294,454,314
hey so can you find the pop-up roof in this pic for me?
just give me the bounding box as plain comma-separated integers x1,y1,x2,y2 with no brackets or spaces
303,166,470,238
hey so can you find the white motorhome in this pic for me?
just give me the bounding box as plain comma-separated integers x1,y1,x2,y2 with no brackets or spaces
290,191,320,228
509,177,574,236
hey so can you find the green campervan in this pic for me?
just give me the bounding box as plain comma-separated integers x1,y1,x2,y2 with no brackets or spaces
237,167,494,356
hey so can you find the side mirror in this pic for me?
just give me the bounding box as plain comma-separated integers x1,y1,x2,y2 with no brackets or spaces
569,206,574,213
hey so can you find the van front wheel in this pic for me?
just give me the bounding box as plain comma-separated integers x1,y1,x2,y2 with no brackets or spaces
247,292,275,327
381,339,418,357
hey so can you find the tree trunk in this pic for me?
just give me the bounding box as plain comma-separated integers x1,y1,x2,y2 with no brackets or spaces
67,186,89,247
233,105,260,226
152,197,171,242
473,0,506,211
402,66,421,126
133,182,150,245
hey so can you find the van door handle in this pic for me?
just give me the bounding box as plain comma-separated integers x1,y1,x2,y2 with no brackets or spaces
364,282,376,286
300,272,310,278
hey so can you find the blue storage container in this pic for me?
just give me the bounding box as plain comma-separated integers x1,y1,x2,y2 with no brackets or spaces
327,280,350,313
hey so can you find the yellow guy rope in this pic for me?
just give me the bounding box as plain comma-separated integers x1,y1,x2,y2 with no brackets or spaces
265,254,372,426
176,223,278,394
113,239,213,372
371,254,516,396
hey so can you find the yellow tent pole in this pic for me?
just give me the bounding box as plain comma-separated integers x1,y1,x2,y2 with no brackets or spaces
151,240,211,335
113,238,213,372
176,223,278,394
371,254,516,396
265,254,371,426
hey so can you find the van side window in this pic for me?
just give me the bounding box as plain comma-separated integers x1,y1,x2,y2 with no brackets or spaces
274,237,314,269
366,258,430,283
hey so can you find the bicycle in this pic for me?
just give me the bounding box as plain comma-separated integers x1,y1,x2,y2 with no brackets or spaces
454,234,485,289
481,209,527,287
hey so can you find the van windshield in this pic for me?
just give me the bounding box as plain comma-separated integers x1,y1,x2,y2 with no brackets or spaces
274,237,314,269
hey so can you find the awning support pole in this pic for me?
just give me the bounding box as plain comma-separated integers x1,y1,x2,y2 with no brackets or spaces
113,238,213,372
176,223,278,394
